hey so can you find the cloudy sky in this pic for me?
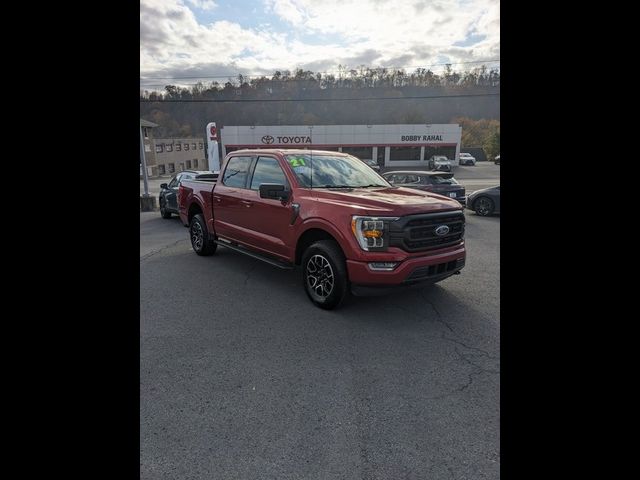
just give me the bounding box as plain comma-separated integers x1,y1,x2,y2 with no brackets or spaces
140,0,499,89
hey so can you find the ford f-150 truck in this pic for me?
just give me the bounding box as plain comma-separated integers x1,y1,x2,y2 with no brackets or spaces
178,149,466,309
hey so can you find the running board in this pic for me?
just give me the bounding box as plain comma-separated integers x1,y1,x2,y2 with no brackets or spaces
214,239,295,270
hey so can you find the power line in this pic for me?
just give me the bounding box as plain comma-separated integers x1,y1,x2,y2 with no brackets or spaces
139,59,500,81
139,93,500,103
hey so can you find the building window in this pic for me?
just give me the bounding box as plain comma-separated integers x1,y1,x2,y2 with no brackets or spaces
175,143,181,151
193,159,198,168
192,143,197,150
186,160,192,169
155,144,163,153
166,143,173,152
199,143,203,149
389,146,421,161
168,163,175,173
143,127,149,139
184,143,190,151
158,164,166,175
144,144,151,152
341,146,373,160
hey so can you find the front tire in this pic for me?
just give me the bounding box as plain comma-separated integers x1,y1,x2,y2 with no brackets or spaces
189,214,217,256
302,240,349,310
474,197,495,216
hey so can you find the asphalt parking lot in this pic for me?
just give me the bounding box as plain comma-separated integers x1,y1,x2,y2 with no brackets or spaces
140,200,500,478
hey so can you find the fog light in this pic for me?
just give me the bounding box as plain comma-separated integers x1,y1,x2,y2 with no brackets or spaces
369,262,399,271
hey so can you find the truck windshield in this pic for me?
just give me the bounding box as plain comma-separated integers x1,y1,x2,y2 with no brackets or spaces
286,154,389,188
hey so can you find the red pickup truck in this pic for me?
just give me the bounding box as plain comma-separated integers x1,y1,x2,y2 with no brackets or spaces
178,149,466,309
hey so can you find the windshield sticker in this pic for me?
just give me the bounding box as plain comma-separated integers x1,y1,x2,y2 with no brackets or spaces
288,157,306,168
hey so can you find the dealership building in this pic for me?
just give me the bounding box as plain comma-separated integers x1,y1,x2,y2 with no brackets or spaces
219,124,463,168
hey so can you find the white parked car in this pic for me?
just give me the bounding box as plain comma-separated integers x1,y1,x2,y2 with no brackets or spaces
459,152,476,166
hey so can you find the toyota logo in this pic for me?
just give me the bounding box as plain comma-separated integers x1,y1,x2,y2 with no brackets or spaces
261,135,274,144
435,225,450,236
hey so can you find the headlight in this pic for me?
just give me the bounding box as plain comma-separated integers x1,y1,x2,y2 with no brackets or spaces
351,216,398,251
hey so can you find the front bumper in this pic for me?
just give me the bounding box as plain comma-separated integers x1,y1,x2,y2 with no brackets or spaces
433,164,452,171
346,244,466,289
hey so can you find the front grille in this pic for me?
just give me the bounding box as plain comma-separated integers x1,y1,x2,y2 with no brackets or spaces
405,259,464,282
389,211,464,252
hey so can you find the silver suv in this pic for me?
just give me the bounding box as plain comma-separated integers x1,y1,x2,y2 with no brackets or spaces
428,155,452,172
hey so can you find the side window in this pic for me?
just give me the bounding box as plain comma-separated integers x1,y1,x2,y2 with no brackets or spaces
222,156,252,188
386,174,397,183
179,174,193,184
250,157,288,190
405,175,419,184
168,175,179,188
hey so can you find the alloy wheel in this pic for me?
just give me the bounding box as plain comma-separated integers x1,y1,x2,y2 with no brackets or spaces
306,254,334,298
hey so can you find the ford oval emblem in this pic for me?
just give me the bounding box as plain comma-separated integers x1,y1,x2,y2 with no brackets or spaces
435,225,450,236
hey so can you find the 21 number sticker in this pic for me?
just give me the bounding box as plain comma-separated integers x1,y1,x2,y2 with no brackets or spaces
288,157,307,167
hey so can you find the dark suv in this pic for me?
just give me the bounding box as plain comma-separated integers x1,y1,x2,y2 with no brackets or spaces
382,170,466,206
159,170,211,218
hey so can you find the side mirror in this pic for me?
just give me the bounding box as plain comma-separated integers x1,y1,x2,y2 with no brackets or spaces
160,183,168,189
259,183,289,200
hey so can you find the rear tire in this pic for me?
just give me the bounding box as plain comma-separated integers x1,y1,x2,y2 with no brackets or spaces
160,200,172,219
474,196,494,216
189,214,217,256
302,240,349,310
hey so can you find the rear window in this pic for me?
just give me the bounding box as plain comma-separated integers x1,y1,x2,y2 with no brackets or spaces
427,174,458,185
250,157,288,190
222,156,252,188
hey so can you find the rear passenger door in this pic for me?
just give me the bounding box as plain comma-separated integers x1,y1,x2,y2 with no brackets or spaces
212,156,253,242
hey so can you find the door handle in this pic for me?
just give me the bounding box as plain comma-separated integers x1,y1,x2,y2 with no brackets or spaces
240,200,253,207
213,196,221,203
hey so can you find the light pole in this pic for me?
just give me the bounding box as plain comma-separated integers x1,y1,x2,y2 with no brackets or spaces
140,125,150,197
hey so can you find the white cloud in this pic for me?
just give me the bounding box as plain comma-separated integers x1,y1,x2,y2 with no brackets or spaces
186,0,217,10
264,0,306,24
140,0,499,87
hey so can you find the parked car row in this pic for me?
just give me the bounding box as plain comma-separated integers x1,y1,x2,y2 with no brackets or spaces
160,164,500,220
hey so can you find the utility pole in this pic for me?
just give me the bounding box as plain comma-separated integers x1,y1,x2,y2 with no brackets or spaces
139,124,156,211
140,125,150,197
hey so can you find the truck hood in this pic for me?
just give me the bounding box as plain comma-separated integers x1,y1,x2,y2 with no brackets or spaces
309,186,462,216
